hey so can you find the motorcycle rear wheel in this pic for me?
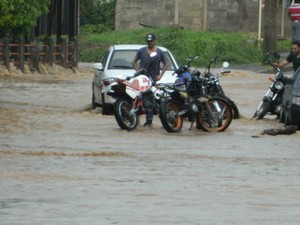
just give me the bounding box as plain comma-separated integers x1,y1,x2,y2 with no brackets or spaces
114,97,138,131
159,99,183,133
196,97,233,132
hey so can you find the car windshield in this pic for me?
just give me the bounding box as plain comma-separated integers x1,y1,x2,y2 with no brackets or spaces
108,49,176,71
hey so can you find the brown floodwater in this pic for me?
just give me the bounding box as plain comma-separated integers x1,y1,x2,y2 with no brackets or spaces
0,65,299,225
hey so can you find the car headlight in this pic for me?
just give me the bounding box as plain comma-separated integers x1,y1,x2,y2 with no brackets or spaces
292,96,300,105
274,81,284,90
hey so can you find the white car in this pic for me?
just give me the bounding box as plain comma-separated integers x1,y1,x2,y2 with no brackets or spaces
92,44,179,115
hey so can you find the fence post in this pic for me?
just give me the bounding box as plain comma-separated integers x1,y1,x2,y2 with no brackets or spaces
69,37,78,68
59,38,67,68
33,38,39,71
19,38,25,72
4,38,10,69
44,37,53,67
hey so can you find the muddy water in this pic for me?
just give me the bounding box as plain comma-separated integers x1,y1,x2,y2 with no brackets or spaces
1,66,300,225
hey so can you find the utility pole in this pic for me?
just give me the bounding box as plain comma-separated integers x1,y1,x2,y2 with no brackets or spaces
263,0,277,56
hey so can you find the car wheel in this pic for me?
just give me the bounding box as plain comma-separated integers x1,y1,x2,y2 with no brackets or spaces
279,107,285,123
101,93,113,115
284,109,292,126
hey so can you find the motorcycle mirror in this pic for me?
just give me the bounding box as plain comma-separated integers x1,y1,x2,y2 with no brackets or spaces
150,52,157,57
222,62,229,68
273,51,281,60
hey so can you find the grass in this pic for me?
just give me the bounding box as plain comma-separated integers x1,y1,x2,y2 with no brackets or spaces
78,27,291,67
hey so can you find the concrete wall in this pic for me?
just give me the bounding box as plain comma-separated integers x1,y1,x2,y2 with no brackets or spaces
115,0,292,38
114,0,205,31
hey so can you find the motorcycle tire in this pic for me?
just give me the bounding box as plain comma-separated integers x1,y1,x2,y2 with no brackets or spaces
221,95,239,119
255,100,270,120
196,96,233,132
284,110,292,127
159,99,183,133
114,97,138,131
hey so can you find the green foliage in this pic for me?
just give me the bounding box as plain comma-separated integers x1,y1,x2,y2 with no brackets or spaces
79,27,263,65
0,0,50,38
275,38,291,52
80,24,112,35
80,0,115,31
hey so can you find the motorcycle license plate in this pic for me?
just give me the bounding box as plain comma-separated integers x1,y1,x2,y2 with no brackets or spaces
101,85,111,93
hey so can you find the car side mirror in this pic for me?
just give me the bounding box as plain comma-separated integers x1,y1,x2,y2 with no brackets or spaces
93,63,104,71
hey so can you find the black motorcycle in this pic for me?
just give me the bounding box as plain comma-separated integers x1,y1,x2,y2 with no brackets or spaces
201,56,240,119
158,56,233,133
252,54,285,120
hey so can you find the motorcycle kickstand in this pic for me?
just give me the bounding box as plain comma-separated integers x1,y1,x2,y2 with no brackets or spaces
189,114,196,131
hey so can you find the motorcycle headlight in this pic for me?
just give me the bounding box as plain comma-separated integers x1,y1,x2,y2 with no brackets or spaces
292,96,300,105
274,81,284,90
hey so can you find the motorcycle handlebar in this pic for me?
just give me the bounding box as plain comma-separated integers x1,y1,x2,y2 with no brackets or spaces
134,68,147,76
220,70,231,74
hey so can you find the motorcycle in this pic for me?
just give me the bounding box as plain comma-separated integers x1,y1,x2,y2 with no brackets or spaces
201,56,240,119
158,56,233,133
252,53,285,120
101,68,162,131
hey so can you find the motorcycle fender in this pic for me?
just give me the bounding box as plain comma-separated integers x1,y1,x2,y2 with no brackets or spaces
262,96,272,103
126,86,139,99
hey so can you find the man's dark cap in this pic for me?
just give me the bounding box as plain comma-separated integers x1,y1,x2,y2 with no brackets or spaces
146,33,156,41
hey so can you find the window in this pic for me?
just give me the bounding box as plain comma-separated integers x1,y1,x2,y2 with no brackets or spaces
109,50,136,69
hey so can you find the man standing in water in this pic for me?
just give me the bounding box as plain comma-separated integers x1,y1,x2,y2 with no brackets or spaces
132,33,168,127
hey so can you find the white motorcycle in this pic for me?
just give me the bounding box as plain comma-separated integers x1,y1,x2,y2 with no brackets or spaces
101,68,163,131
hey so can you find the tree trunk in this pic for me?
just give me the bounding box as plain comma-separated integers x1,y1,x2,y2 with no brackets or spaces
263,0,277,56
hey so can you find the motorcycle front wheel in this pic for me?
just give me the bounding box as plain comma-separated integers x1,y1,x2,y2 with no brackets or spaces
196,97,233,132
159,99,183,133
221,95,239,119
255,100,270,120
114,97,138,131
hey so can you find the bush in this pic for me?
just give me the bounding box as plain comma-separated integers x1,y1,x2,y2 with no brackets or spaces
78,27,289,66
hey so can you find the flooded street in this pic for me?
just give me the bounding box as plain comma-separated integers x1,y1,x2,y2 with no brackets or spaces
1,64,300,225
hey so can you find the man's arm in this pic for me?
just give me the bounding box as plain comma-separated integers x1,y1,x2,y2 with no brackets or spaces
156,63,168,81
277,59,290,69
132,60,138,71
132,50,141,71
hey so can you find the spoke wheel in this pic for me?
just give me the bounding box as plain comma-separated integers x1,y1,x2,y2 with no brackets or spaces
255,101,270,120
159,99,183,133
114,97,138,131
196,97,233,132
